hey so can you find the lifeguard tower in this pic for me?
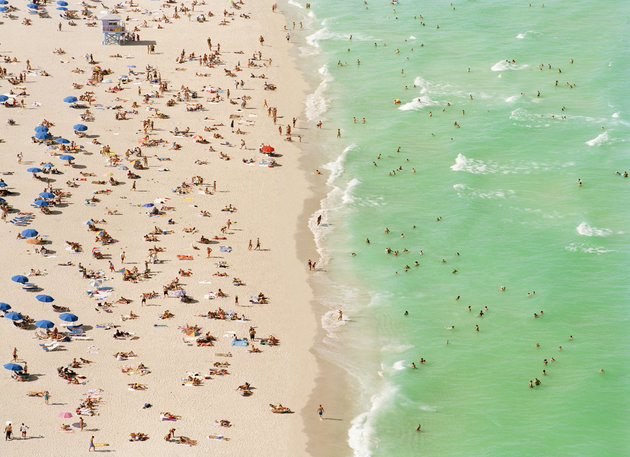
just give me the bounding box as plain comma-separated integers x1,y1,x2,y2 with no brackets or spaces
100,14,126,45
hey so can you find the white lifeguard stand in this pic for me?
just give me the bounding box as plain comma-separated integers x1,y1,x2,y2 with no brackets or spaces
100,14,126,45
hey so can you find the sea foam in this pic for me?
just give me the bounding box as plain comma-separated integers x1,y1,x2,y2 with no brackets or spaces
576,222,612,237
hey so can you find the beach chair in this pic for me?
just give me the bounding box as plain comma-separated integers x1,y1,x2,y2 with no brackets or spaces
40,342,61,351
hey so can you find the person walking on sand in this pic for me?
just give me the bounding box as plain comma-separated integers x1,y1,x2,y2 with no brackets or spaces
5,422,12,440
254,238,261,250
317,405,325,421
248,239,252,250
120,251,126,264
89,436,95,452
20,423,28,439
12,347,17,362
43,390,50,405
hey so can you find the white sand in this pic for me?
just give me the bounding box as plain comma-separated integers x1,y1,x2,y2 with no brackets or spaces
0,0,321,454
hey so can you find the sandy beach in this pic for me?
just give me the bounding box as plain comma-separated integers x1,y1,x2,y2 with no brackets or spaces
0,0,330,454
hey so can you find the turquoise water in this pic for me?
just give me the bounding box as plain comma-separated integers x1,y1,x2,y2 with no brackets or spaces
291,1,630,456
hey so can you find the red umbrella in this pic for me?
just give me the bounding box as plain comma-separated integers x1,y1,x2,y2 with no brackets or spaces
261,145,274,153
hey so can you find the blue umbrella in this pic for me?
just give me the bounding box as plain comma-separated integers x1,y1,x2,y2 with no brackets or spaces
11,275,29,283
4,312,23,321
0,6,7,11
73,124,88,132
59,154,75,161
34,125,49,133
127,65,136,68
56,0,68,4
39,192,55,199
59,313,78,323
55,138,70,144
57,7,67,10
36,295,54,303
0,197,5,204
27,3,38,8
0,182,6,188
0,303,11,311
0,95,9,102
36,320,55,329
0,1,8,5
63,96,78,103
33,200,49,207
35,131,51,140
27,168,43,173
21,229,38,237
42,163,53,168
142,203,154,207
3,363,23,372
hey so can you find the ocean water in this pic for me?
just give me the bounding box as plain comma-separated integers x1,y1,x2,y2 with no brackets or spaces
289,1,630,456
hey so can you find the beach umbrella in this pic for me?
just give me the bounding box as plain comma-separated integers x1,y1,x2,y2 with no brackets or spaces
56,6,67,10
27,3,38,8
3,363,23,372
89,279,102,287
59,154,75,161
57,412,73,419
0,1,8,5
73,124,88,132
141,203,154,207
59,313,78,323
34,125,49,133
11,275,29,283
56,0,68,4
36,320,55,329
36,295,54,303
55,138,70,144
4,312,23,321
39,192,55,199
42,163,53,168
0,95,9,102
127,65,136,68
27,168,43,174
0,303,11,311
0,198,5,204
63,96,78,103
21,229,38,238
0,7,7,12
261,145,275,153
35,131,52,140
117,165,128,170
33,200,49,207
0,182,6,188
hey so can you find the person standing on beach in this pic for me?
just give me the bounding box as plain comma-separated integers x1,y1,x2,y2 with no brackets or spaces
5,422,12,440
12,347,17,362
120,251,126,264
317,405,325,421
20,423,28,439
43,390,50,405
79,417,85,431
89,436,95,452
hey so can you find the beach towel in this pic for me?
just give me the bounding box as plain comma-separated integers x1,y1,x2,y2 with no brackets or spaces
219,246,232,252
231,339,248,347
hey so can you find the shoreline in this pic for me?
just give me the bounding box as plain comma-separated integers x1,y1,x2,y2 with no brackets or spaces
280,3,360,455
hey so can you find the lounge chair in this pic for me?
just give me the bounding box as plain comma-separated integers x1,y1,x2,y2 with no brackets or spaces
40,342,61,351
